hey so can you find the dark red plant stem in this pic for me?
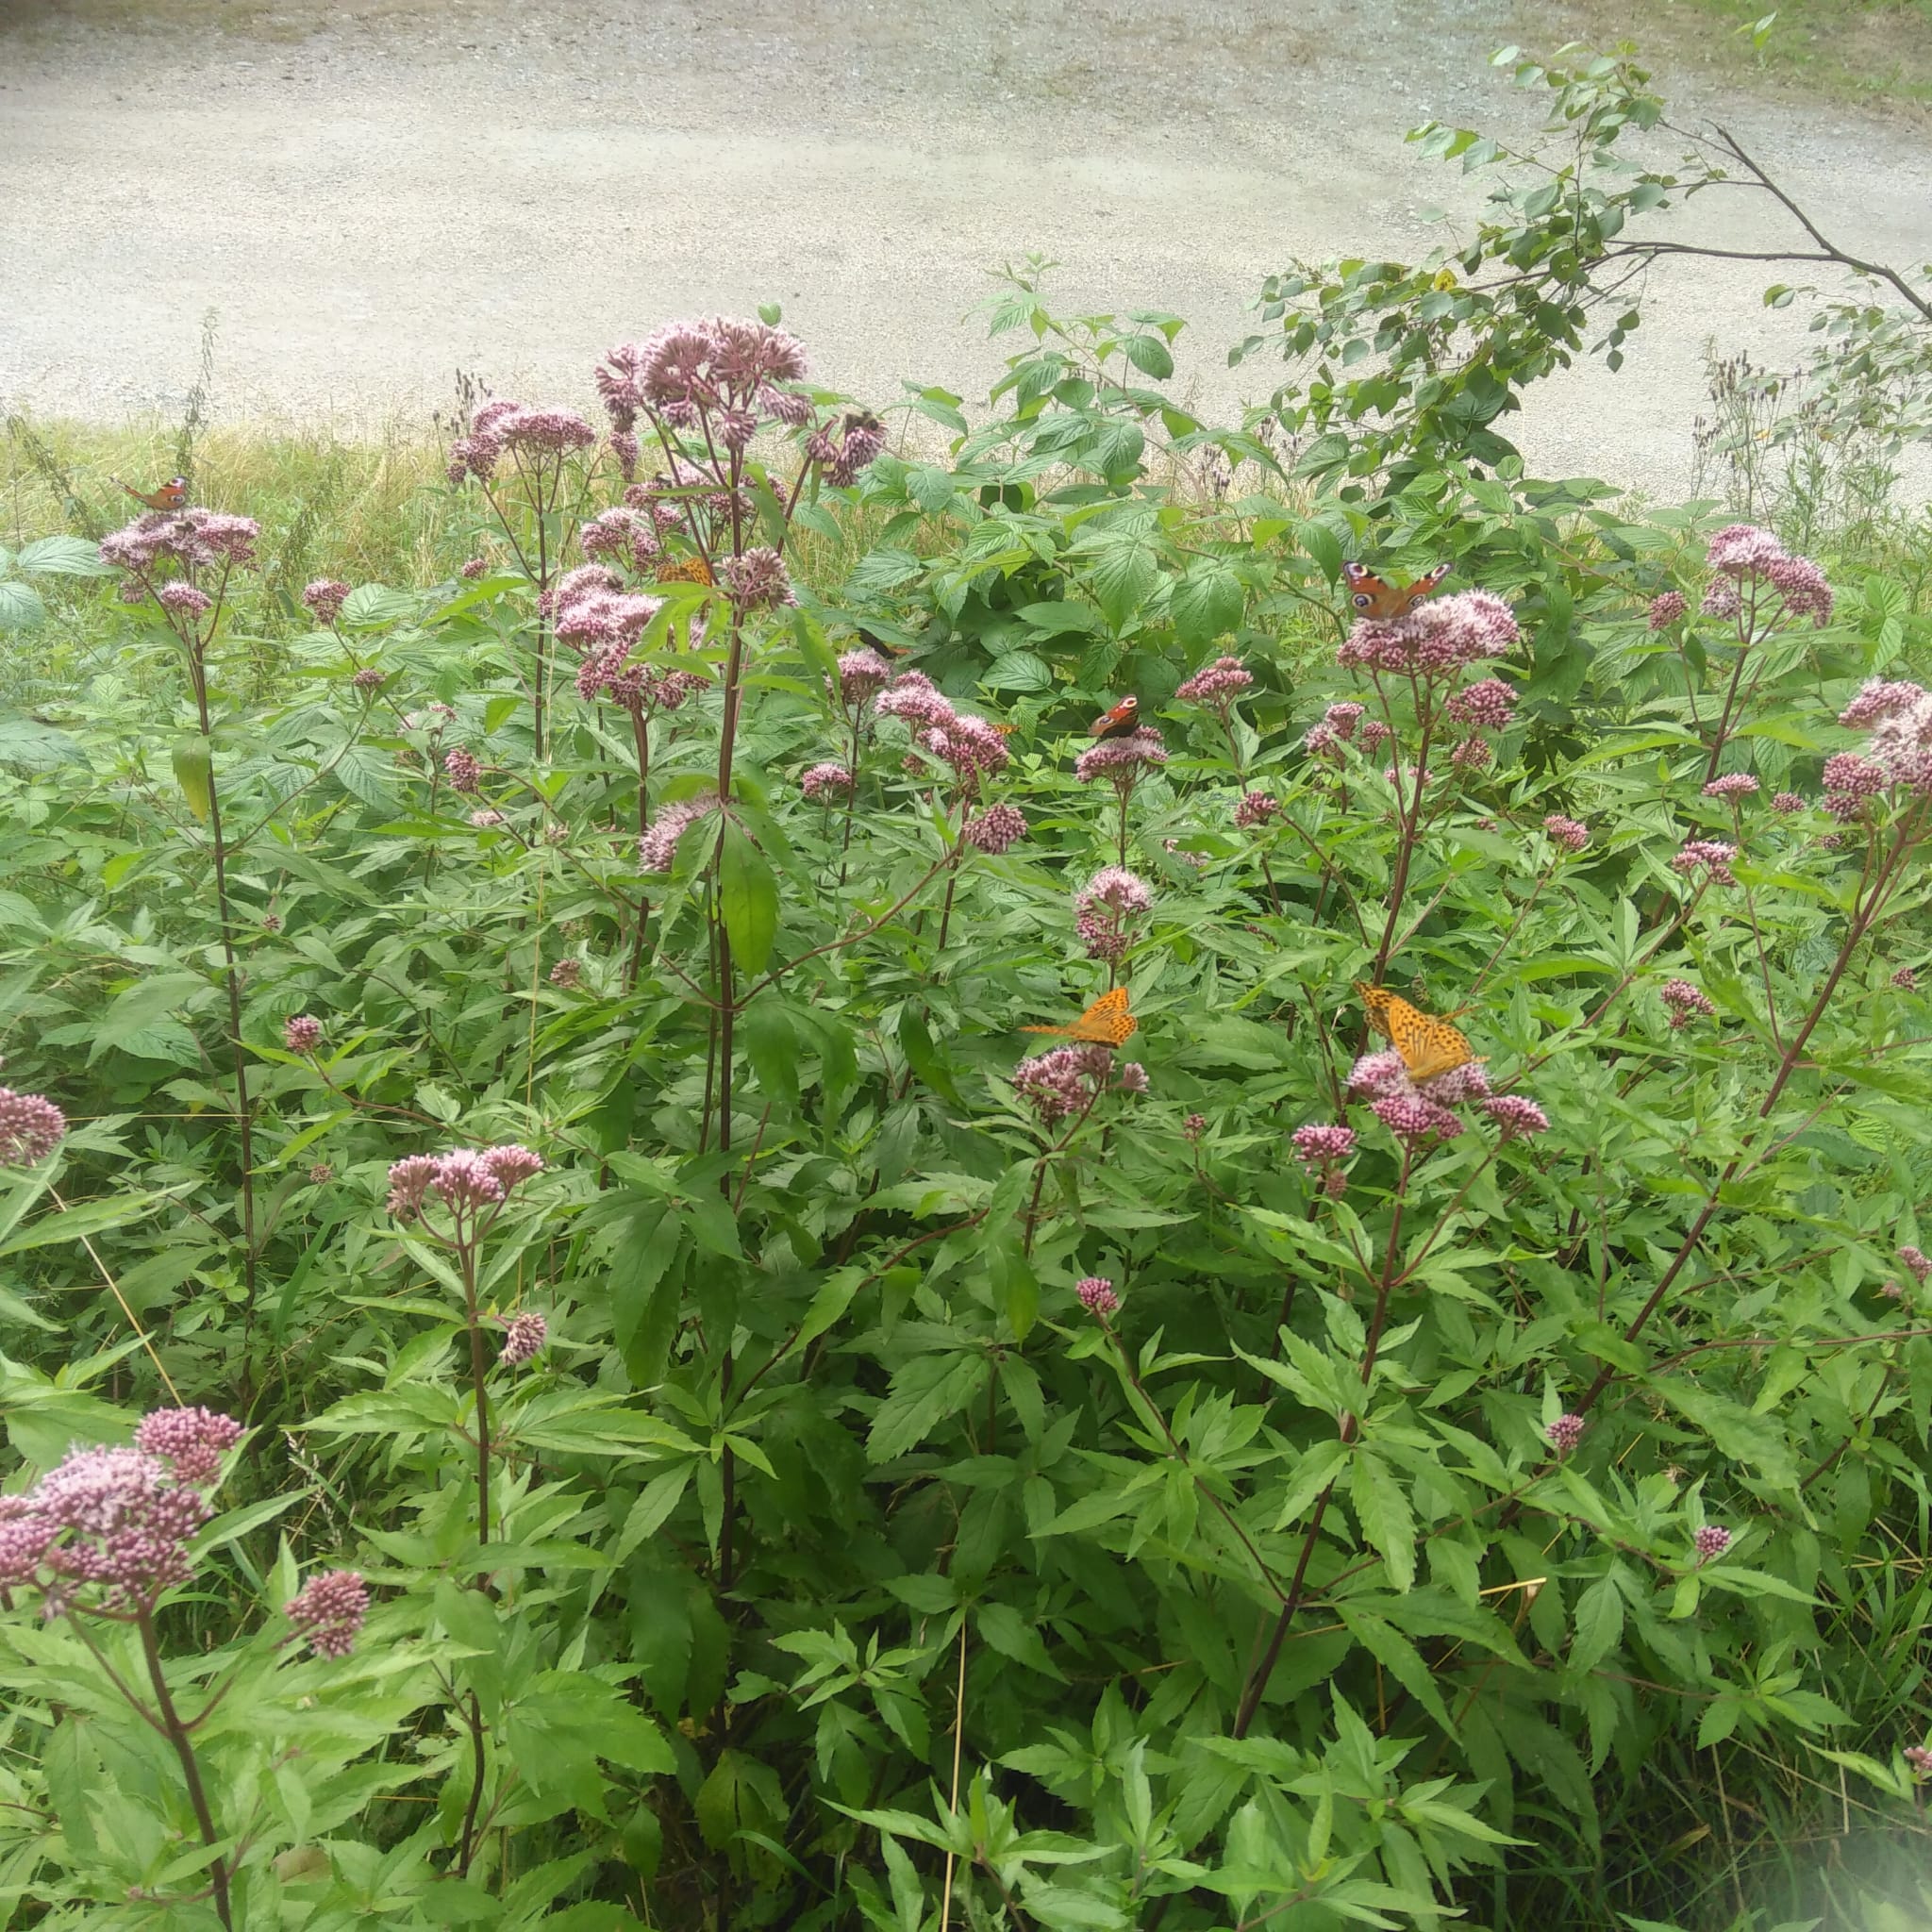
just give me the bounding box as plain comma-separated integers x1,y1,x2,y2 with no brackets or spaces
457,1691,488,1877
137,1607,232,1930
460,1235,492,1548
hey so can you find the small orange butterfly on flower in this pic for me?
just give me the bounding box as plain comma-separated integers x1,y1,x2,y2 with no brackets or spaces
1022,986,1137,1047
1342,560,1451,621
1355,981,1474,1084
655,555,715,588
114,475,189,512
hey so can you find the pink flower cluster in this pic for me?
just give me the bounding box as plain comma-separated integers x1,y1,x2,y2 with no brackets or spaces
283,1014,323,1054
581,506,662,574
0,1088,66,1167
721,546,793,611
1234,791,1280,828
639,795,719,872
1693,1524,1732,1561
100,507,260,578
1546,1413,1586,1456
285,1569,369,1659
1671,840,1738,887
596,318,810,430
1445,676,1517,729
446,399,595,483
1292,1122,1356,1193
304,579,350,624
1175,657,1254,711
1648,591,1687,630
554,563,663,656
836,648,893,708
1012,1044,1115,1124
801,761,855,803
386,1144,544,1224
875,673,1010,796
1899,1244,1932,1284
1772,791,1805,813
1704,525,1834,625
1832,679,1932,803
1660,980,1715,1028
549,958,582,990
808,409,889,486
443,747,481,792
157,581,212,616
1074,868,1152,963
1305,701,1366,756
964,803,1027,854
1074,727,1167,787
1703,774,1758,800
1336,590,1520,678
1349,1046,1545,1144
1075,1275,1121,1318
0,1409,241,1608
500,1310,548,1365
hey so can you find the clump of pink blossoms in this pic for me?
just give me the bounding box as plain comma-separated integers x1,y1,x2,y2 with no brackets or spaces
0,1088,66,1167
386,1144,544,1230
285,1569,369,1659
1175,656,1254,719
1075,1276,1121,1318
283,1014,323,1054
1336,589,1520,679
500,1310,549,1366
875,672,1011,799
963,803,1026,855
1011,1045,1117,1125
1074,868,1153,964
800,761,855,804
1660,980,1716,1028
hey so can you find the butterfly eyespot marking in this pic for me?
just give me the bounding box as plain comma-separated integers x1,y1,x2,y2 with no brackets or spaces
1021,986,1137,1047
1342,560,1452,621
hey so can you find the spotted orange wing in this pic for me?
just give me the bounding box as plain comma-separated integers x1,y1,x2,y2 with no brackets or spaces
656,555,715,587
1355,980,1472,1083
1343,560,1451,621
115,475,189,512
1022,986,1137,1046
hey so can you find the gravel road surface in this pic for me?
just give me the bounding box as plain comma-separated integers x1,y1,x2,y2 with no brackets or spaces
3,0,1930,498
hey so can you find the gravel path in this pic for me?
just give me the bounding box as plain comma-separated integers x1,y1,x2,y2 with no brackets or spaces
3,0,1930,499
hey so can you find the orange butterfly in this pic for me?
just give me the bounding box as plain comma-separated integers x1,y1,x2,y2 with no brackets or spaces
1088,695,1140,740
990,720,1018,739
114,474,188,512
656,555,715,588
1343,560,1451,621
1355,980,1474,1083
1022,986,1137,1047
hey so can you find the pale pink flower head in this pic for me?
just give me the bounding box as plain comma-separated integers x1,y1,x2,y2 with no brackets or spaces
1338,590,1520,678
549,958,583,990
1079,867,1153,915
1768,553,1833,626
638,794,719,873
1075,867,1153,962
1898,1244,1932,1284
1451,735,1492,771
1839,680,1926,729
1546,1413,1586,1456
1347,1050,1410,1100
801,761,855,803
303,579,351,624
1424,1060,1492,1106
286,1569,368,1659
308,1160,333,1185
1183,1112,1208,1141
1891,965,1917,991
1484,1094,1549,1140
157,580,212,615
1648,591,1687,630
443,747,481,792
496,407,595,456
837,648,893,707
721,546,792,611
283,1014,323,1055
1671,840,1737,887
1706,523,1783,579
1372,1092,1462,1144
1324,701,1366,741
1012,1044,1115,1124
1445,676,1516,728
1304,721,1340,756
1074,727,1167,785
1291,1123,1356,1168
483,1143,544,1191
1115,1062,1149,1094
351,667,385,691
1235,791,1280,828
33,1445,211,1607
1771,791,1804,813
500,1310,549,1366
1660,979,1715,1028
1703,774,1758,801
964,803,1026,854
459,557,488,580
825,409,888,485
1542,814,1589,853
1693,1524,1732,1562
1359,718,1394,751
135,1407,242,1486
0,1089,66,1167
875,670,956,733
1701,578,1741,620
1175,656,1254,710
1075,1276,1121,1318
1905,1745,1932,1780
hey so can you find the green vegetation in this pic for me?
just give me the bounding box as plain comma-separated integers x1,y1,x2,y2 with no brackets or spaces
0,36,1930,1932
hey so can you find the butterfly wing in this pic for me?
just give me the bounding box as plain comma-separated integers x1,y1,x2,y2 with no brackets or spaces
1089,695,1140,739
1401,563,1452,612
657,556,715,588
1022,987,1136,1045
1388,1000,1473,1083
1355,980,1396,1041
1343,561,1401,620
